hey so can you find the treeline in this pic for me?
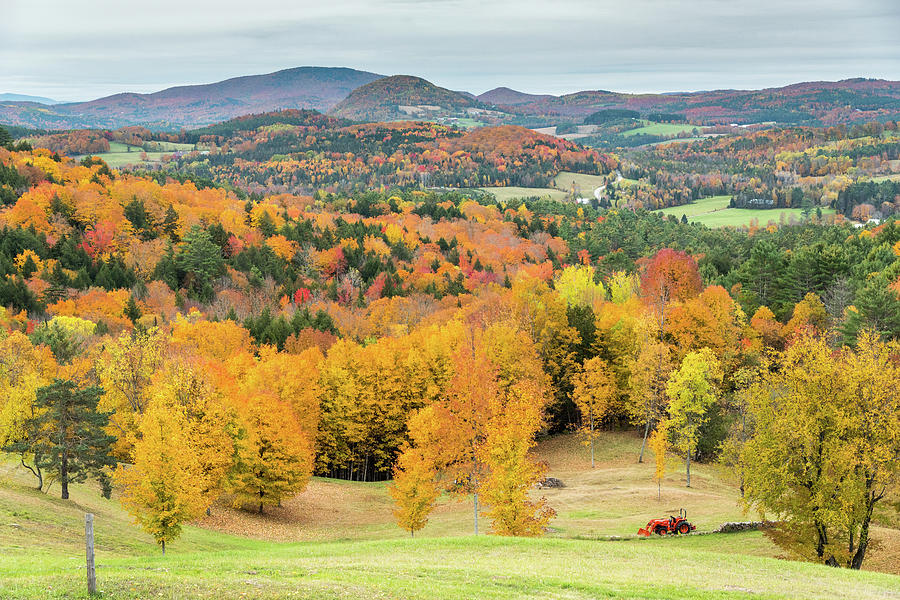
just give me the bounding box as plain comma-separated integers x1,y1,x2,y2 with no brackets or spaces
835,179,900,217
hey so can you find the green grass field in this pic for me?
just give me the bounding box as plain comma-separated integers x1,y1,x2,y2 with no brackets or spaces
7,534,900,599
552,171,609,195
452,118,487,129
655,196,837,228
2,432,898,598
478,186,569,202
81,141,195,169
622,121,701,138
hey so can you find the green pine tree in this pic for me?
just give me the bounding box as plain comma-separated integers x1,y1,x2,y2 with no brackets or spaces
8,380,116,499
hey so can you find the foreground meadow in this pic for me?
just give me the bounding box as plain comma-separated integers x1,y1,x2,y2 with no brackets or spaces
3,433,899,598
7,535,900,600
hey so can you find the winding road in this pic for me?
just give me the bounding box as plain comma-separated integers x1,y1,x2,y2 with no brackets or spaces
594,169,623,201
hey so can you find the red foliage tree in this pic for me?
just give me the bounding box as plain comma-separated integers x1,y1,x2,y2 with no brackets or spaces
639,248,702,332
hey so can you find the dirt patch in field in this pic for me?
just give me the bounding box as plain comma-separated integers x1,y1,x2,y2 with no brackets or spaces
198,479,396,542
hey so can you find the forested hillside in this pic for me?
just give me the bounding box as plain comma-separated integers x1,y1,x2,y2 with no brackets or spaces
168,115,617,195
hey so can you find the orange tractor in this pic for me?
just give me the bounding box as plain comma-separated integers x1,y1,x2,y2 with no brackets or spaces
638,508,696,536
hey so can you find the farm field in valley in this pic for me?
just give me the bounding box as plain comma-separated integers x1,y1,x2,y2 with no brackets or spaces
552,170,609,195
621,120,703,138
76,141,196,168
654,196,838,228
477,186,569,202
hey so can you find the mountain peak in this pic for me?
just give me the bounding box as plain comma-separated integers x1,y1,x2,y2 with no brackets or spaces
329,75,478,122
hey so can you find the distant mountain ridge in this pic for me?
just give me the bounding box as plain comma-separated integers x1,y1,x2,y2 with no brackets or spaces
0,67,383,130
477,87,553,106
1,69,898,131
478,78,900,125
0,93,60,105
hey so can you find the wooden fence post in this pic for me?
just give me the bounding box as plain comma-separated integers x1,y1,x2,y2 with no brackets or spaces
85,513,96,595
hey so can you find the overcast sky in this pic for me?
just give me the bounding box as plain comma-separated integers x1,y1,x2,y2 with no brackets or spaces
1,0,898,101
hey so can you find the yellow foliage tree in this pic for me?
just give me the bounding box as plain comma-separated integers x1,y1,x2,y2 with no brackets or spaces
230,393,314,514
389,447,439,536
150,359,237,513
666,348,723,488
117,402,205,554
0,332,56,488
572,357,616,468
480,376,555,536
96,328,166,458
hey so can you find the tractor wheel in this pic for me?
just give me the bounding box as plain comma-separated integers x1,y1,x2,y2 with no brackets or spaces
655,527,666,536
678,523,690,534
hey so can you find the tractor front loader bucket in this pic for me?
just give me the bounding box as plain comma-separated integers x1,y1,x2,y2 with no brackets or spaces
637,527,650,537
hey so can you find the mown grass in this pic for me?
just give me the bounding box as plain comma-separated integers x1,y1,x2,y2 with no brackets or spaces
871,173,900,183
655,196,733,219
5,534,900,599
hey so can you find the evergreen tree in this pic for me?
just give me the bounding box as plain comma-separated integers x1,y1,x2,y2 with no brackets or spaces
124,295,142,323
10,380,115,499
175,226,224,303
161,204,180,241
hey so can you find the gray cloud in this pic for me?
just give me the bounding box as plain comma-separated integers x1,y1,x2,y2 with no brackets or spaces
1,0,898,101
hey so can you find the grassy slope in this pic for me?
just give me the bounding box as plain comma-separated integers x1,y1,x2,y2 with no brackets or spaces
622,121,701,138
477,186,569,202
2,433,899,598
655,196,837,228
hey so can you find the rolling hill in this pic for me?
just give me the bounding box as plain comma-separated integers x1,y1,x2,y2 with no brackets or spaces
329,75,480,122
478,78,900,125
0,67,383,130
477,86,553,106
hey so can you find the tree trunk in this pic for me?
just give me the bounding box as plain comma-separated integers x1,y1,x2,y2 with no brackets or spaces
685,449,691,488
739,411,747,498
815,519,828,560
473,492,479,536
638,421,651,463
21,456,42,490
161,540,165,555
850,490,878,569
589,406,595,469
60,450,69,500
